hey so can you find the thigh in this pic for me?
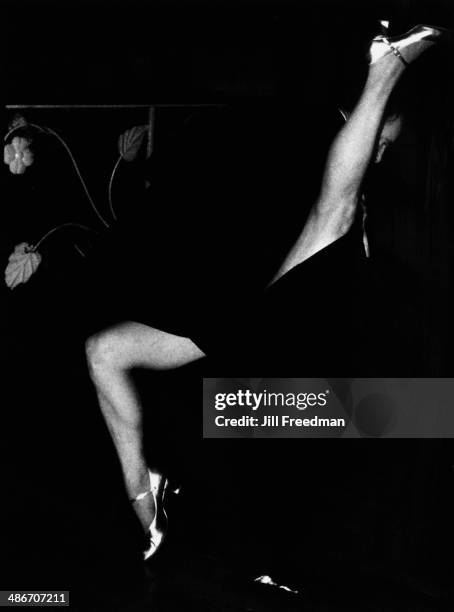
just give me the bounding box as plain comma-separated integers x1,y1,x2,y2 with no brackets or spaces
99,322,205,370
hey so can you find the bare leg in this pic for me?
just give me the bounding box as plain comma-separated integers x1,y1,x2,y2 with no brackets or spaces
86,323,204,530
272,52,406,283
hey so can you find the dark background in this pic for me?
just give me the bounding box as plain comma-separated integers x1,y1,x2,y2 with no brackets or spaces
1,0,454,609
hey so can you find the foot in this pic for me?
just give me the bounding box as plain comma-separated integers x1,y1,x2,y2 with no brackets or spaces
129,469,162,532
130,469,168,560
131,488,157,534
369,25,443,68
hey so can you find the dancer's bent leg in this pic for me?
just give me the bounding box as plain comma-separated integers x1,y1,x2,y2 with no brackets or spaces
86,323,204,530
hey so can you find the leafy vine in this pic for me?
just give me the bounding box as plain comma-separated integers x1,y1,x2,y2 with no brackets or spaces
3,115,149,289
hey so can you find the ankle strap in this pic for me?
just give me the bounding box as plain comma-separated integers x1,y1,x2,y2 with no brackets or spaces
130,489,153,503
383,38,409,66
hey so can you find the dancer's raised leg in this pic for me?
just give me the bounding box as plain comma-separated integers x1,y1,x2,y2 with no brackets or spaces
273,26,441,282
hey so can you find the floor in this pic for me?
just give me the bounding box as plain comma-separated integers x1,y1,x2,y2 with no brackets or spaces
67,552,445,611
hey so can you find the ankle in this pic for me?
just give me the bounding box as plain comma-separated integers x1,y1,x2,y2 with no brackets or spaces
367,58,404,89
125,468,151,499
364,67,402,105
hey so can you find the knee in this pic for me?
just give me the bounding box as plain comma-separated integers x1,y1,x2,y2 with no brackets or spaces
86,330,122,373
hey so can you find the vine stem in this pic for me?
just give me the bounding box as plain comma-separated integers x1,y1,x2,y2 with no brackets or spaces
108,155,122,221
5,122,111,229
43,126,110,228
4,122,45,142
34,223,96,250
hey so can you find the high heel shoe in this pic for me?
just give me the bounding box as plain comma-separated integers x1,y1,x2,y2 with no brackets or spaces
369,23,452,67
131,470,169,561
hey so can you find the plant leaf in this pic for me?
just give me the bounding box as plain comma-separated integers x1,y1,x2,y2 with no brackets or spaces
9,114,28,131
118,125,147,162
5,242,41,289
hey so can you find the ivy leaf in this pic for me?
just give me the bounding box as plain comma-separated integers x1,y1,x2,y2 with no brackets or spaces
5,242,42,289
118,125,148,162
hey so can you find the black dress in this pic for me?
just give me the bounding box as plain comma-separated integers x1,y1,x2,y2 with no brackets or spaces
191,218,370,375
